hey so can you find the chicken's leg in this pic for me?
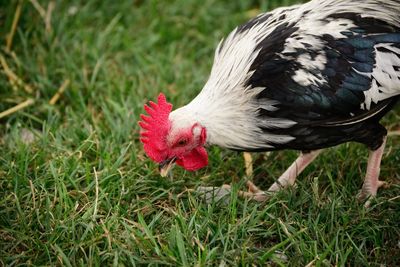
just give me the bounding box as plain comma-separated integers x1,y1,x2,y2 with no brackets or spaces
267,150,322,193
198,150,321,203
359,136,388,207
238,150,322,202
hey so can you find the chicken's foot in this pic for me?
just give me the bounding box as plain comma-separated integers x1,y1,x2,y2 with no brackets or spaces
234,150,322,202
358,136,389,207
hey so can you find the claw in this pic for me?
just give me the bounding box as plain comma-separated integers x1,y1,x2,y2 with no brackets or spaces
377,180,389,188
358,180,390,206
358,180,389,208
238,181,268,202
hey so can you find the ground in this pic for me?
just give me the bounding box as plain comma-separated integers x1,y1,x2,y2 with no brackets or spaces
0,0,399,266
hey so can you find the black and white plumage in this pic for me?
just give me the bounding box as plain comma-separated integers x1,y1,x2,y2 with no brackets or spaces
178,0,400,152
142,0,400,204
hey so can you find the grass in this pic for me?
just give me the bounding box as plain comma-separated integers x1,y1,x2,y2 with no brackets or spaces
0,0,399,265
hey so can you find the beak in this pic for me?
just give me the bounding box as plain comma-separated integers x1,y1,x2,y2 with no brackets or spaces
159,157,176,177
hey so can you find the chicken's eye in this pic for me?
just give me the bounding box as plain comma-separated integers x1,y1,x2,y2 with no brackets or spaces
176,139,188,147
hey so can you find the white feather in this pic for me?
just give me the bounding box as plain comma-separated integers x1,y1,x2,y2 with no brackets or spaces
362,43,400,110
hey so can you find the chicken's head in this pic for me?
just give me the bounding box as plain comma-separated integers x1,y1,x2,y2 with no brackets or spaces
139,93,208,176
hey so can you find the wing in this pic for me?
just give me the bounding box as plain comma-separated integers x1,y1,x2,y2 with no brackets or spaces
247,12,400,127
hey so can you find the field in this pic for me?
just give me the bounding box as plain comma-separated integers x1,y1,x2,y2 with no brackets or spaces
1,0,399,265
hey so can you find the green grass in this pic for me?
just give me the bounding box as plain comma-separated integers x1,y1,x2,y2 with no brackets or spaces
1,0,399,266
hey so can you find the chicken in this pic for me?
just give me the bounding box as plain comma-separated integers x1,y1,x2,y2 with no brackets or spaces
139,0,400,205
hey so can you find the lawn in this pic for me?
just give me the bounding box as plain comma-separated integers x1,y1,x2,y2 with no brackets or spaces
1,0,399,266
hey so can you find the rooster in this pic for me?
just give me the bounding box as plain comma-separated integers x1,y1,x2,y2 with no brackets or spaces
139,0,400,205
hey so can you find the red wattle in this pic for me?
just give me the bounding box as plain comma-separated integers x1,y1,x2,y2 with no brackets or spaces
176,146,208,171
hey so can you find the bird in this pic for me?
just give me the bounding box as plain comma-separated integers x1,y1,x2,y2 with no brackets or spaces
139,0,400,205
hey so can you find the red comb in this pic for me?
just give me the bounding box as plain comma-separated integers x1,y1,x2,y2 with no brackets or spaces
139,93,173,162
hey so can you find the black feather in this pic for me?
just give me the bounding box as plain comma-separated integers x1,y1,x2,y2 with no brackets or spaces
244,11,400,151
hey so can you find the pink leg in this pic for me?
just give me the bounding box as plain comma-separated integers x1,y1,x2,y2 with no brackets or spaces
237,150,322,202
359,137,388,206
267,150,322,193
